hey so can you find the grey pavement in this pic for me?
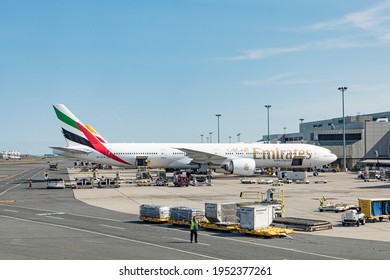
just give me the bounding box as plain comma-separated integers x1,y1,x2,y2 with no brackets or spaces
1,158,390,260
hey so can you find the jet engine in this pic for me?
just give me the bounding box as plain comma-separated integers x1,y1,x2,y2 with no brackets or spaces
223,158,256,176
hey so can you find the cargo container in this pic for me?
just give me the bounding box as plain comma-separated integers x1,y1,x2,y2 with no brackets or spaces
240,205,273,230
358,198,390,222
205,202,239,224
169,206,204,224
139,204,170,219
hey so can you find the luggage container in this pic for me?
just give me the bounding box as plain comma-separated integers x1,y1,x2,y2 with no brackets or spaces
240,205,273,230
139,204,170,223
169,207,204,225
279,171,307,181
205,202,239,224
358,198,390,222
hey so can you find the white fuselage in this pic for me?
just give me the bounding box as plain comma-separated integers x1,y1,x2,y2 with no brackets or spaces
57,142,337,169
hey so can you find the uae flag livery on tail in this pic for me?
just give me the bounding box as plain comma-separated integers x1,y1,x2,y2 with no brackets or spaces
53,104,130,165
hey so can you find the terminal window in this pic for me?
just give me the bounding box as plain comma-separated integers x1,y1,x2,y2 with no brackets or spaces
318,133,361,146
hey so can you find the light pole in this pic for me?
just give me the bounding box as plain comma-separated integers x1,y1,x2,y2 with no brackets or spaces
209,132,213,143
283,127,287,143
299,118,304,123
338,86,348,172
265,105,271,143
229,136,232,143
200,134,204,143
215,114,221,143
237,133,241,142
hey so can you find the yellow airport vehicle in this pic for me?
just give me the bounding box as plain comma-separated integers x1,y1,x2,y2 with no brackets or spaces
358,198,390,222
139,216,169,223
49,163,58,170
240,189,285,218
200,222,240,232
169,219,190,226
239,226,294,237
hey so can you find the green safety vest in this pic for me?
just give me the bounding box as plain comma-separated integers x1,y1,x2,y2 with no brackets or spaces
190,220,198,230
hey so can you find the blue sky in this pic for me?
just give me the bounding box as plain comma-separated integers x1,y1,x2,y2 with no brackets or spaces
1,0,390,154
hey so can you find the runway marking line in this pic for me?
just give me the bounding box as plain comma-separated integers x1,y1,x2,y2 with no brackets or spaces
3,204,123,223
0,167,46,197
45,216,64,220
2,209,18,213
36,212,66,216
99,224,125,230
153,225,347,260
1,215,220,260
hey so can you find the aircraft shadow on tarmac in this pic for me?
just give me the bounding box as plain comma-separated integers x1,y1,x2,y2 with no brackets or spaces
126,220,267,239
125,220,149,225
11,179,48,184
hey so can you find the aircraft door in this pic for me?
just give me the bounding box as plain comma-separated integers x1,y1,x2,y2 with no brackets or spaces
160,149,167,159
136,156,148,168
291,156,305,167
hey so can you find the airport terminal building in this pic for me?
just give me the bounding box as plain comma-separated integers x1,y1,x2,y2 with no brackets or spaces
261,112,390,170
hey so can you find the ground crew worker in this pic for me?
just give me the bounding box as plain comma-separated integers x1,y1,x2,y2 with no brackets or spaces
29,179,32,189
189,216,199,243
116,171,120,185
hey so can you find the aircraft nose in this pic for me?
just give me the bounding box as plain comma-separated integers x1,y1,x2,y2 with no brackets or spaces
330,153,337,162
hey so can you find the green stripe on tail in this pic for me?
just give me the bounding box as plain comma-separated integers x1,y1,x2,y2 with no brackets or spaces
53,105,80,131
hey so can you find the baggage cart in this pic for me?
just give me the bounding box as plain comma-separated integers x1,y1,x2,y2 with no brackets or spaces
358,198,390,222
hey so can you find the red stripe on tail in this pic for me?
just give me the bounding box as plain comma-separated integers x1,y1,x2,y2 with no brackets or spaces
76,122,131,166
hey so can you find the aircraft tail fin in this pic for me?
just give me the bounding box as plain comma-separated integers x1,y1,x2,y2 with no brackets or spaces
53,104,97,149
53,104,130,165
85,124,108,144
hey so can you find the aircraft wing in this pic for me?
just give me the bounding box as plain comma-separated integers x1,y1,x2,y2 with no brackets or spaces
50,146,91,155
175,148,228,165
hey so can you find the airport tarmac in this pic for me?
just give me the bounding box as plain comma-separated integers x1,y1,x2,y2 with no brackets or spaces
1,158,390,260
71,166,390,242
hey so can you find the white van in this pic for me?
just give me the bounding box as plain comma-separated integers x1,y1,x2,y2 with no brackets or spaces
47,178,65,189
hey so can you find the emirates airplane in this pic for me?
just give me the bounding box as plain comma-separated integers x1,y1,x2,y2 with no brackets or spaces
51,104,337,176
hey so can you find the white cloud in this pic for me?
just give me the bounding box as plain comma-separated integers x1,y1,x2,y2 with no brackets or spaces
220,45,308,61
222,2,390,61
223,36,371,61
309,1,390,41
